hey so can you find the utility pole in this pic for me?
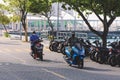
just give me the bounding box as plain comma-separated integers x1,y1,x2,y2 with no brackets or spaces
20,22,22,40
56,1,59,40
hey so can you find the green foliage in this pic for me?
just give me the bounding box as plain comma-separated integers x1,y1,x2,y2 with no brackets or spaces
29,0,55,36
3,0,31,22
10,14,21,22
0,13,10,25
4,32,10,37
58,0,120,17
29,0,52,16
3,0,31,41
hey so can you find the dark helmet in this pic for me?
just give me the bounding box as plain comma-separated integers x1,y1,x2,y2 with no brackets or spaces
32,31,36,34
71,32,75,37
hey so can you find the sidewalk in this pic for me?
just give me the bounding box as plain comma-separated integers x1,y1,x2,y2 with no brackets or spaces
0,36,11,41
0,36,50,47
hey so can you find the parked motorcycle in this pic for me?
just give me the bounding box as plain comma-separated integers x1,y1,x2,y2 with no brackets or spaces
63,42,85,69
49,40,61,52
57,41,66,53
89,40,110,64
30,39,44,61
83,40,92,56
108,41,120,66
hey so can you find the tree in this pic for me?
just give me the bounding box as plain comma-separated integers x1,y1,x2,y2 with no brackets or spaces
0,12,10,33
0,3,10,37
10,14,21,23
29,0,55,39
3,0,31,41
58,0,120,47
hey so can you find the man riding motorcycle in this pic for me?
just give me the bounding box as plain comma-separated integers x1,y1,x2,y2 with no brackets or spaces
67,32,79,60
30,31,39,54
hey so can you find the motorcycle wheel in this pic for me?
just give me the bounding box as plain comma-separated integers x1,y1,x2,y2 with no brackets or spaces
97,53,104,64
90,51,96,61
33,49,37,59
116,54,120,66
40,54,43,61
78,59,84,69
33,54,37,59
39,52,43,61
108,55,116,66
61,47,66,55
49,45,53,51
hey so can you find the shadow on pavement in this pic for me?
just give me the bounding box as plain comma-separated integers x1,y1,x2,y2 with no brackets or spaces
71,66,112,72
83,67,112,71
42,59,64,63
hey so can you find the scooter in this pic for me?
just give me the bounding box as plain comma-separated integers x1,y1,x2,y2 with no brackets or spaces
30,39,44,61
63,43,85,69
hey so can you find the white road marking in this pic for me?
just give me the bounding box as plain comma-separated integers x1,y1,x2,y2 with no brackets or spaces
42,68,66,79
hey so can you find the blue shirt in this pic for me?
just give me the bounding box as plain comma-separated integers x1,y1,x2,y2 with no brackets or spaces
30,34,39,44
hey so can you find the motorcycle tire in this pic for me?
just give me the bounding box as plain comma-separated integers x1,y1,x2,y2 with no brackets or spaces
61,47,66,55
90,52,96,61
116,54,120,66
33,54,37,59
49,45,53,51
39,52,43,61
97,53,104,64
108,55,117,66
78,59,84,69
33,49,37,59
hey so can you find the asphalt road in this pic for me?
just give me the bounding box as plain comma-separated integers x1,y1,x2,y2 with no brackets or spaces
0,37,120,80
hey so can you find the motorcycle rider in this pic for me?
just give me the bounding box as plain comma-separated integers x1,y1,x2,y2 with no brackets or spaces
30,31,39,54
67,32,79,60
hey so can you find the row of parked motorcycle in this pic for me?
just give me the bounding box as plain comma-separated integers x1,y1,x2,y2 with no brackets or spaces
49,39,89,56
49,39,120,67
89,40,120,67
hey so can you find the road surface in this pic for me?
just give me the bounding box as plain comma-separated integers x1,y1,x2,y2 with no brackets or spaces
0,37,120,80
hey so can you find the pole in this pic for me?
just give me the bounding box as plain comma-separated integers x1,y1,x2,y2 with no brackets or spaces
38,20,40,37
74,11,76,31
20,22,22,40
57,1,59,40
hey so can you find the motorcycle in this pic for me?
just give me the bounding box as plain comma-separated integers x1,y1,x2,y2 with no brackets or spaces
30,39,44,61
108,49,120,66
63,42,85,69
108,41,120,66
49,40,60,52
89,40,110,64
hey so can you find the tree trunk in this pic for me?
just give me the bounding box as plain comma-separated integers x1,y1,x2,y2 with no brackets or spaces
47,17,53,33
47,17,54,40
22,19,28,42
23,22,28,42
3,25,8,33
24,28,28,42
101,35,107,48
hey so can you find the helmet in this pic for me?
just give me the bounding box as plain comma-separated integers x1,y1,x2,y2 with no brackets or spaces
71,32,75,37
32,31,36,34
